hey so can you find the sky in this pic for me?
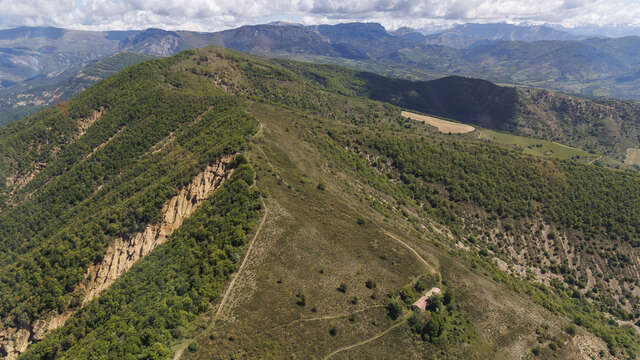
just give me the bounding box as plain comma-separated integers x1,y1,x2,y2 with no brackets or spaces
1,0,640,34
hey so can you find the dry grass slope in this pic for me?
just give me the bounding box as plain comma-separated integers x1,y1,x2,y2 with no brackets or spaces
624,148,640,166
177,100,613,360
402,111,475,134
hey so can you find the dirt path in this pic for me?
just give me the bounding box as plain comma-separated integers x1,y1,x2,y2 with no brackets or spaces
172,342,188,360
173,199,268,360
261,305,386,334
587,155,603,165
402,111,475,134
383,230,437,274
322,317,408,359
215,198,268,320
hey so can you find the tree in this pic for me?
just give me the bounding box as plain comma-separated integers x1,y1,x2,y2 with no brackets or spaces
387,301,402,320
426,294,443,312
423,312,447,342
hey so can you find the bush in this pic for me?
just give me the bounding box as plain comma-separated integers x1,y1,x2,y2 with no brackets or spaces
329,327,337,336
565,324,577,336
426,294,443,312
337,283,347,293
387,301,403,320
532,346,541,356
170,328,183,339
187,342,198,353
365,279,376,289
316,183,326,191
296,293,306,306
443,290,454,306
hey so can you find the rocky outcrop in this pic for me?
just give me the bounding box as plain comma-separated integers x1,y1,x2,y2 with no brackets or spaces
76,107,104,138
78,156,233,303
0,328,29,359
0,156,233,359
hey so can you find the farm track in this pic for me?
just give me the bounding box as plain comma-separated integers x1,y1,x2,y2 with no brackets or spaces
322,316,408,359
215,198,268,320
173,198,268,360
383,230,437,274
259,305,387,334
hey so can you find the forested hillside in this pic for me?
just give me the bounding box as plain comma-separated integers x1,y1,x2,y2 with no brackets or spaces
0,46,639,359
0,53,152,126
273,60,640,161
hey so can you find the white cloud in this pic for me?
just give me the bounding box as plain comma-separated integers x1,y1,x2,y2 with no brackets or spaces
0,0,640,32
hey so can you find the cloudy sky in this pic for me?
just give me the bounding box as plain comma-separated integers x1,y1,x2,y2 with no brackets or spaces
1,0,640,33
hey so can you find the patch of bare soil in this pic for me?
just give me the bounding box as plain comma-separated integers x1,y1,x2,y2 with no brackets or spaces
401,111,475,134
624,148,640,166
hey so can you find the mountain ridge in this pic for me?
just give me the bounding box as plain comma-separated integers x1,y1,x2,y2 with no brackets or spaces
6,21,640,126
0,46,638,359
418,23,582,48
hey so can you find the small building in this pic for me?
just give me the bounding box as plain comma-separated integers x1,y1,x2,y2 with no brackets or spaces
412,287,441,311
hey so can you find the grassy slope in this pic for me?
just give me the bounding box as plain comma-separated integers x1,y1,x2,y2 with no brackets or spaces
477,129,596,160
5,46,640,359
179,99,615,359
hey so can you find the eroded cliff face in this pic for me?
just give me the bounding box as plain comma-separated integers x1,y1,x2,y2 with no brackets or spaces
0,156,234,359
78,156,233,303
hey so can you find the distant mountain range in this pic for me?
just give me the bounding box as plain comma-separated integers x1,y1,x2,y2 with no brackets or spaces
397,23,582,48
5,22,640,124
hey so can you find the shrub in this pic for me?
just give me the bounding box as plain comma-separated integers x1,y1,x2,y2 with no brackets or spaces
532,346,541,356
329,327,337,336
443,290,454,306
187,342,198,353
365,279,376,289
170,328,183,339
426,295,443,312
296,293,306,306
337,283,347,293
387,301,403,320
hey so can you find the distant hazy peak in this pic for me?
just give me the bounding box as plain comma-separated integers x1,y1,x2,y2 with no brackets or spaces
422,22,581,48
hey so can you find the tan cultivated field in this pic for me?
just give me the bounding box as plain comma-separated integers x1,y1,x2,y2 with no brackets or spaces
402,111,475,134
625,148,640,166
